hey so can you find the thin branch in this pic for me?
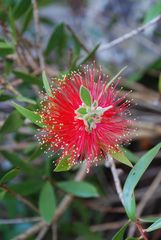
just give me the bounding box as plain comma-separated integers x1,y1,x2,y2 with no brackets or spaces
99,14,161,51
106,155,124,205
32,0,45,71
0,184,39,214
0,217,41,225
13,163,87,240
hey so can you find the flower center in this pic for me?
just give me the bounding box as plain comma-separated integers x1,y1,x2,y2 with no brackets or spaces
75,100,112,132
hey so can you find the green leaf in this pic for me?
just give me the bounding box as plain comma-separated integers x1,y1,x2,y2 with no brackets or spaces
54,155,71,172
80,43,99,65
144,1,161,23
13,70,42,87
110,150,133,167
76,107,87,115
39,182,56,223
1,151,32,173
42,71,52,97
57,181,99,198
9,8,17,44
0,93,13,102
0,41,14,56
112,223,129,240
0,189,6,200
0,110,24,135
11,180,42,196
13,0,31,19
123,143,161,220
126,238,139,240
123,148,139,164
146,218,161,232
16,95,36,105
0,168,19,184
12,102,43,128
140,217,161,223
80,86,92,107
159,74,161,93
45,23,67,57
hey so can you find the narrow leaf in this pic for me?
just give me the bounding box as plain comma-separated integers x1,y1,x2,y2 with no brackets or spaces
12,102,43,127
146,218,161,232
80,43,100,65
13,70,42,87
0,110,24,135
54,156,71,172
57,181,99,198
42,71,52,96
123,143,161,220
0,168,19,184
106,66,127,89
144,2,161,23
140,217,161,223
13,0,31,19
80,86,92,107
45,23,67,57
39,182,56,223
110,150,133,167
159,74,161,93
112,223,129,240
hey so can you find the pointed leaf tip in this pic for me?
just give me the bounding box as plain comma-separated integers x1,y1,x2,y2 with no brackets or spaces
42,71,52,97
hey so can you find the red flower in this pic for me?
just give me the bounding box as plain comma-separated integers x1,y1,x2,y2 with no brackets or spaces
39,66,131,170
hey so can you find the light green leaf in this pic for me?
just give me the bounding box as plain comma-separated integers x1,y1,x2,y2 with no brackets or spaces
110,150,133,167
76,107,87,115
39,182,56,223
42,71,52,97
140,217,161,223
80,86,92,107
112,223,129,240
57,181,99,198
0,190,6,200
144,1,161,23
16,95,36,105
123,143,161,220
146,218,161,232
123,148,139,164
0,168,19,184
12,102,43,128
54,155,71,172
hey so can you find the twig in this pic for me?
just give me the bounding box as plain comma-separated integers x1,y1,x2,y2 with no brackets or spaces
106,155,124,205
32,0,45,71
52,224,57,240
65,24,89,53
0,184,39,214
90,219,127,232
0,217,41,225
35,226,49,240
12,163,87,240
99,14,161,51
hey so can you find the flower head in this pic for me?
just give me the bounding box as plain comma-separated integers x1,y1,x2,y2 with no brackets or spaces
39,66,132,170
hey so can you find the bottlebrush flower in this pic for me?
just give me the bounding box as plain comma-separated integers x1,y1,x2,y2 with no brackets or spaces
38,66,132,171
